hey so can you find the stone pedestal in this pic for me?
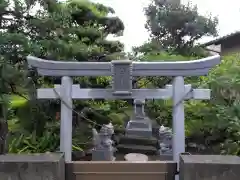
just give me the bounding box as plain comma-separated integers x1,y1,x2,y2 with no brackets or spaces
179,155,240,180
92,149,115,161
158,126,173,160
159,147,173,161
91,124,116,161
118,99,159,157
126,119,152,137
0,153,65,180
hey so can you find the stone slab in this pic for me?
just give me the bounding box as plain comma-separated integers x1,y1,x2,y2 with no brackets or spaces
179,155,240,180
127,120,151,129
125,129,152,137
0,153,65,180
119,135,158,147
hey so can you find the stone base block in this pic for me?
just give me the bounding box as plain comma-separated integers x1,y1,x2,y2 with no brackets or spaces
126,120,152,138
179,155,240,180
0,153,65,180
92,149,115,161
125,129,153,137
117,144,158,155
159,154,173,161
119,135,158,147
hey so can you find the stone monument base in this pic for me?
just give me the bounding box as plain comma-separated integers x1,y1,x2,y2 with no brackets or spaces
117,134,159,157
126,119,152,138
92,149,115,161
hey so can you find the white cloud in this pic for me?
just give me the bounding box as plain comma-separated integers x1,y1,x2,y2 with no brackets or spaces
183,0,240,43
91,0,151,52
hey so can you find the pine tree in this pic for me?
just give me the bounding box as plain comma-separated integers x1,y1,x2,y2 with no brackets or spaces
0,0,125,153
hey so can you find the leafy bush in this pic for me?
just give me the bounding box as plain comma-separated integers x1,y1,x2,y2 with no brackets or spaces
9,130,59,153
108,112,125,127
145,54,240,155
185,54,240,155
9,95,27,109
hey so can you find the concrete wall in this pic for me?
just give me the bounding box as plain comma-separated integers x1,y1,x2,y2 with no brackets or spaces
0,153,65,180
1,153,240,180
179,155,240,180
66,161,177,180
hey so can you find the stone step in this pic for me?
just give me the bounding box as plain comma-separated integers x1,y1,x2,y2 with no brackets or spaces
119,135,159,147
125,128,152,138
117,144,158,155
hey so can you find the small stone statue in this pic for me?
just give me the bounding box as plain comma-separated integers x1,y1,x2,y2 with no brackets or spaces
91,123,115,161
99,124,114,149
159,125,173,153
158,125,173,160
105,122,114,135
159,125,172,138
159,125,171,134
92,123,114,149
92,128,101,148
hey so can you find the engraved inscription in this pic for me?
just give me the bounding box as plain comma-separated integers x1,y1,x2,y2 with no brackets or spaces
111,61,132,95
119,67,125,87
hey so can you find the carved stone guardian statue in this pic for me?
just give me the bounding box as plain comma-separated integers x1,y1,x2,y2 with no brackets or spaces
92,123,115,161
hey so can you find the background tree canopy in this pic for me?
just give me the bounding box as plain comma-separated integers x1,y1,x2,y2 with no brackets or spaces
142,0,218,56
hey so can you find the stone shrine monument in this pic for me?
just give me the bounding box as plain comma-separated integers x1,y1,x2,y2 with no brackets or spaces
126,99,152,137
117,99,159,159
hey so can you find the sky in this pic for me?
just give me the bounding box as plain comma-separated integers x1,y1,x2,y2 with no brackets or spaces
92,0,240,52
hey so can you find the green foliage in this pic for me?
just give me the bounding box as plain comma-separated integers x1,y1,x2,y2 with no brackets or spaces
202,54,240,155
134,50,240,155
9,130,59,153
133,51,199,89
8,121,84,153
146,100,172,126
108,113,125,127
149,54,240,155
0,0,127,154
130,0,239,156
139,51,193,61
9,95,27,108
144,0,218,56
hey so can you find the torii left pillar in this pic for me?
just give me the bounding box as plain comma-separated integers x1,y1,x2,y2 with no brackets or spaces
38,76,73,162
60,76,73,162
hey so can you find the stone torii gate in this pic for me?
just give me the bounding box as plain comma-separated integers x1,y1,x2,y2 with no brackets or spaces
27,55,221,165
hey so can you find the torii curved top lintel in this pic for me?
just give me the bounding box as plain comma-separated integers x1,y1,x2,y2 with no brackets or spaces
27,55,221,77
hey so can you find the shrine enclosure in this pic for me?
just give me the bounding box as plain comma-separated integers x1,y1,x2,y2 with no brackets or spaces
27,55,221,169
